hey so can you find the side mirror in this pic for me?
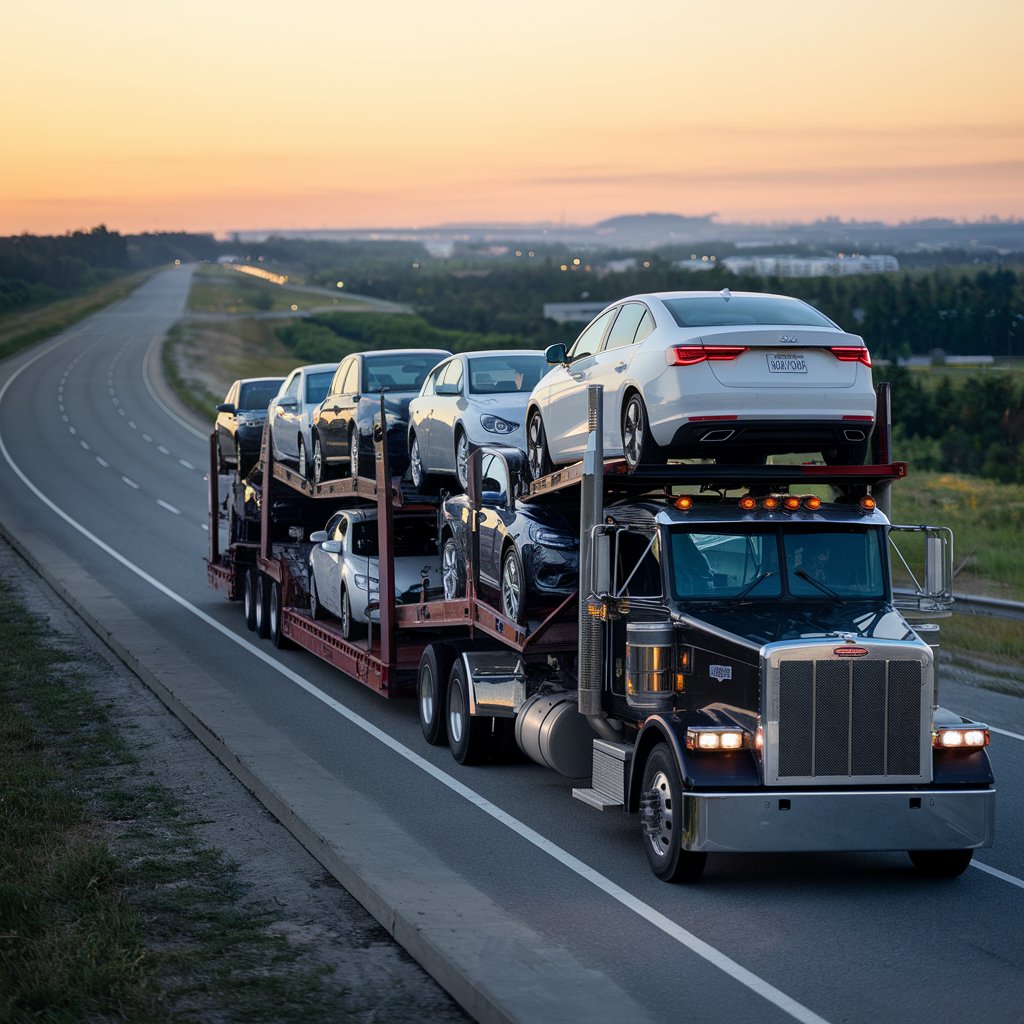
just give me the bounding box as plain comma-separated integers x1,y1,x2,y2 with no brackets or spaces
321,539,343,555
216,402,236,414
545,343,568,365
481,490,507,508
277,397,298,410
309,530,328,543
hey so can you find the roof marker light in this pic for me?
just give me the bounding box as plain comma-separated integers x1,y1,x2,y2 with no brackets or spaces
783,496,801,511
859,496,877,512
739,496,757,511
804,495,822,511
675,496,693,511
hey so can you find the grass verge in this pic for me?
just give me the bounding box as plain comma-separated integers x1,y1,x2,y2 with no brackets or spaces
188,264,363,315
0,271,155,363
0,581,361,1023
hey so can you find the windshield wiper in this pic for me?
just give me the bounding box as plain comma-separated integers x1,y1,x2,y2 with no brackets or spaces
734,569,776,598
794,569,842,600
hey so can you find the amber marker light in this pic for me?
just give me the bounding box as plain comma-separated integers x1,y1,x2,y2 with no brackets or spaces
783,496,801,511
762,496,779,510
739,496,757,511
860,496,877,512
804,496,822,511
675,496,693,511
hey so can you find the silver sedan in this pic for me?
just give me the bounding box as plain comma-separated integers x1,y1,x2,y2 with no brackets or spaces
524,290,877,479
268,362,339,479
407,350,549,491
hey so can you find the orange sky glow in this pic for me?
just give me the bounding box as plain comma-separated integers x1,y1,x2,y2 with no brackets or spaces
2,0,1022,236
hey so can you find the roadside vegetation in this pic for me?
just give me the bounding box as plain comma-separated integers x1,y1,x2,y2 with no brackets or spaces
0,580,376,1023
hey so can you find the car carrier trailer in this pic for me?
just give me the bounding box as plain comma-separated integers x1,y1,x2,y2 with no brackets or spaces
207,386,995,881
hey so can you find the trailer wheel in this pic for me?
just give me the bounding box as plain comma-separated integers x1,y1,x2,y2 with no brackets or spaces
243,569,258,631
447,660,489,765
269,580,292,649
418,642,457,746
908,849,973,878
639,745,707,883
253,573,270,639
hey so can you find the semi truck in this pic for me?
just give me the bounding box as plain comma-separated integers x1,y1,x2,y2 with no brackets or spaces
207,385,995,882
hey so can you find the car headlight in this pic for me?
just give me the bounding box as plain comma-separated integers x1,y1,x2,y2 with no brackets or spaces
529,524,576,549
480,414,519,435
354,574,379,592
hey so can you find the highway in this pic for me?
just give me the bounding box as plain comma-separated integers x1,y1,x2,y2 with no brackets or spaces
0,267,1022,1024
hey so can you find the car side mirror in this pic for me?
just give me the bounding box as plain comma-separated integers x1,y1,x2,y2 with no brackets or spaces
544,343,568,365
309,530,328,543
216,402,236,414
481,489,507,508
278,397,298,410
321,539,343,554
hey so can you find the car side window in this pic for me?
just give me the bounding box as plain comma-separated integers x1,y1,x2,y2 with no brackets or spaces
633,309,655,345
439,359,463,393
334,517,349,549
568,308,616,361
341,361,359,395
328,362,349,398
282,373,300,399
421,364,444,397
603,303,647,351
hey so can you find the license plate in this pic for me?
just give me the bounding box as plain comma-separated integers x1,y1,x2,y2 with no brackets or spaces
767,353,807,373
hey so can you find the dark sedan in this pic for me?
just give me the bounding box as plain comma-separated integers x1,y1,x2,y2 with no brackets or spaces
215,376,286,475
310,349,450,483
438,447,579,624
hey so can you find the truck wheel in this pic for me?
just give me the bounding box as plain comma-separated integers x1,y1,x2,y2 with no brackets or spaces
447,660,489,765
419,642,457,746
622,393,661,470
500,548,526,625
639,745,707,883
908,849,973,878
269,580,291,649
442,536,466,599
243,568,258,631
253,573,270,639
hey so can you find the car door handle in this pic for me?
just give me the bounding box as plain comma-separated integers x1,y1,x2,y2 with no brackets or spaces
614,362,627,373
571,372,586,382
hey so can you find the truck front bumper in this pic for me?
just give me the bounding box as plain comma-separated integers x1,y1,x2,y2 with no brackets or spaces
681,788,995,853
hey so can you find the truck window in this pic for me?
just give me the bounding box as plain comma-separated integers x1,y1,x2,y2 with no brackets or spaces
783,528,885,599
614,530,661,597
668,527,781,599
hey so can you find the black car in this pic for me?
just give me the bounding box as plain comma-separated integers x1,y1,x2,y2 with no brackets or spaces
310,349,450,483
215,376,286,475
438,447,579,624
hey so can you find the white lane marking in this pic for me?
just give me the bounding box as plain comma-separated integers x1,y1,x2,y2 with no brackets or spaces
0,342,833,1024
143,332,209,440
121,476,140,490
157,499,180,515
179,459,195,470
96,457,109,468
69,426,77,436
971,861,1024,889
991,726,1024,743
80,441,90,451
142,433,153,443
62,414,69,423
118,409,126,417
201,523,209,532
158,445,170,455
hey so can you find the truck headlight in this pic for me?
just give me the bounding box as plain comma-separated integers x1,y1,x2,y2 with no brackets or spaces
933,726,990,748
686,727,747,751
354,574,379,592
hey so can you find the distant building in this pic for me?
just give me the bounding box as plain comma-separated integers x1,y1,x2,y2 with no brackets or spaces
543,302,608,323
721,254,899,277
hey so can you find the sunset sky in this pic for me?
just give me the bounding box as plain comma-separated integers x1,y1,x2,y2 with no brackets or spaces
2,0,1022,236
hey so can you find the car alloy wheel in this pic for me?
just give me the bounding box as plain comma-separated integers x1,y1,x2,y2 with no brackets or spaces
622,393,658,470
349,427,359,479
442,536,465,599
455,431,470,491
313,436,325,484
298,436,308,479
526,410,552,481
500,548,525,624
340,585,353,639
410,435,425,489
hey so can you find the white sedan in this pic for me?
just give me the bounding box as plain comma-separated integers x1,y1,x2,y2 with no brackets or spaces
268,362,339,479
524,290,877,478
307,509,442,639
407,350,549,491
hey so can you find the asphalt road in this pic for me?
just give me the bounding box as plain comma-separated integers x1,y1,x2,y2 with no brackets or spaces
0,267,1022,1023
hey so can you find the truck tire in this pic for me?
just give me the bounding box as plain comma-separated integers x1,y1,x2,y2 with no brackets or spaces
269,580,292,649
908,849,973,878
447,659,489,765
418,642,457,746
253,573,270,639
639,744,707,883
243,568,258,631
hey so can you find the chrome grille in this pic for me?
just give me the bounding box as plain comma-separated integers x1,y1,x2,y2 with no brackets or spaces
770,656,927,785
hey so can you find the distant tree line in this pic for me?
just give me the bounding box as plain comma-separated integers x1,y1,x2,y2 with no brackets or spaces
0,226,220,313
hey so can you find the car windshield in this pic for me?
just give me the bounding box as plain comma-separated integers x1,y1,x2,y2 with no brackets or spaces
467,354,548,394
364,355,443,392
238,380,284,409
348,517,436,558
666,524,885,601
662,296,836,329
304,371,334,405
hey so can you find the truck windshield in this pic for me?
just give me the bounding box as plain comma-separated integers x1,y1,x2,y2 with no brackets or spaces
667,524,886,601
